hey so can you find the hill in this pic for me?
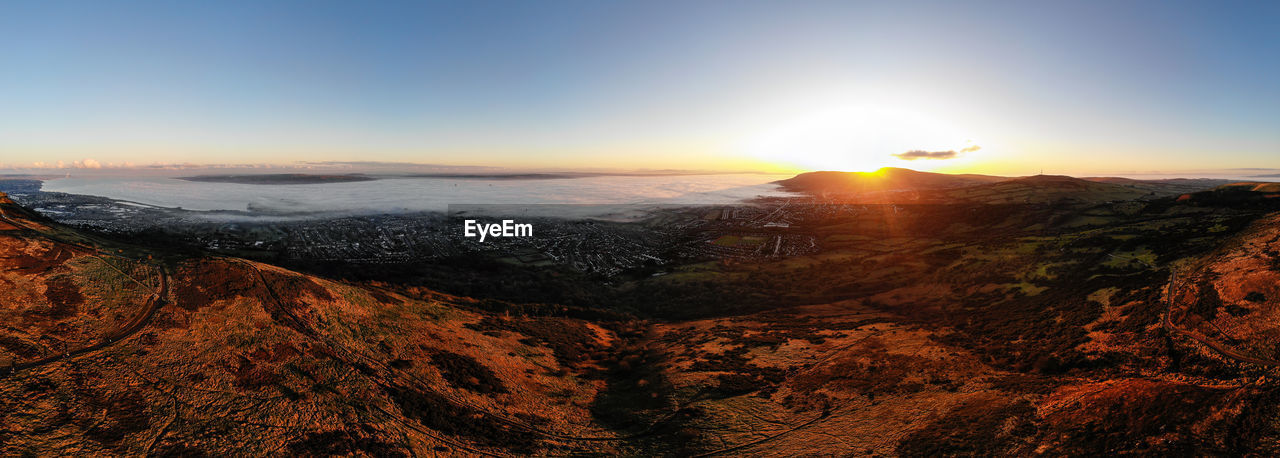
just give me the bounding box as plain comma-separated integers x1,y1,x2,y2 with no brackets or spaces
1083,177,1235,195
932,174,1163,204
775,167,1006,195
0,192,648,455
1177,182,1280,206
777,169,1230,204
1168,213,1280,365
1217,182,1280,194
8,186,1280,455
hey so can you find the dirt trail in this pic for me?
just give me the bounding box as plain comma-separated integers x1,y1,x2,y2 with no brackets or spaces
0,202,171,376
1162,270,1280,367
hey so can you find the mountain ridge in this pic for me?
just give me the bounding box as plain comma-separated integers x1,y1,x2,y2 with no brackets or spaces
775,167,1007,195
775,168,1237,203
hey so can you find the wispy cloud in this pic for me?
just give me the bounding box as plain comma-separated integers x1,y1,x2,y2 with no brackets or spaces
893,149,959,161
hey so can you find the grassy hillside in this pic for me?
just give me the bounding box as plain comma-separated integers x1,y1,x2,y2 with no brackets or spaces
0,193,651,455
7,181,1280,455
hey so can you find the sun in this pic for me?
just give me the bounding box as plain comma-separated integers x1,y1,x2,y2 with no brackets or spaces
738,104,977,172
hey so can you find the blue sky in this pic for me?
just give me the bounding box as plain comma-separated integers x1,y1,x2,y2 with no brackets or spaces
1,0,1277,174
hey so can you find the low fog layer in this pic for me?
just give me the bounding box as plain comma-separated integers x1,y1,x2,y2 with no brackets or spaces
40,174,796,218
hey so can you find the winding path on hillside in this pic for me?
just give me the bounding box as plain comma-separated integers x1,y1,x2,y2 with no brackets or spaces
0,199,170,376
1162,270,1280,367
1099,244,1280,368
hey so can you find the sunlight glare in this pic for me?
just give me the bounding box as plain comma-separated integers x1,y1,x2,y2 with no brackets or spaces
739,104,976,172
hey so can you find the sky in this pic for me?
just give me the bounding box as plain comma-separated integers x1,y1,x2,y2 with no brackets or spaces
1,0,1277,176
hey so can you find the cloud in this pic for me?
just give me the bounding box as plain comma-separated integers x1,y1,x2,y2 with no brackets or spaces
74,158,102,169
893,149,959,161
960,144,981,153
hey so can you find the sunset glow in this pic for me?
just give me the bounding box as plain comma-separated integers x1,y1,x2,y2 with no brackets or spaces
739,103,979,172
0,1,1276,175
5,3,1280,455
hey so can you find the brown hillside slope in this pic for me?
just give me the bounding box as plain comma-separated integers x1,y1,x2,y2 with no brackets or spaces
1169,213,1280,364
8,191,1280,455
0,193,641,456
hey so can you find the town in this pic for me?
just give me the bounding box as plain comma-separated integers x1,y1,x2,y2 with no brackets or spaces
0,179,827,277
